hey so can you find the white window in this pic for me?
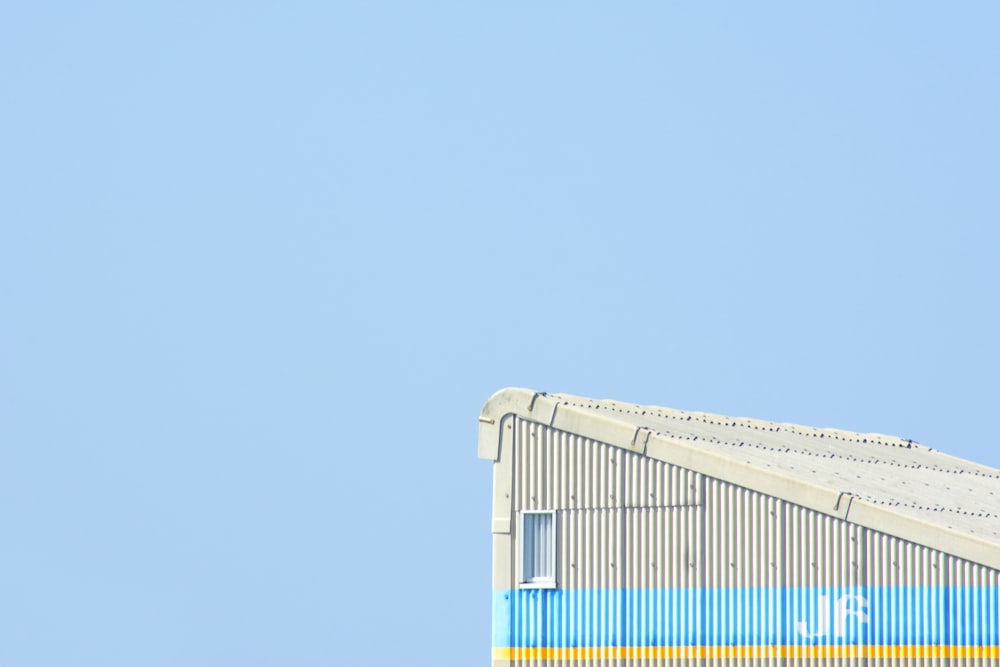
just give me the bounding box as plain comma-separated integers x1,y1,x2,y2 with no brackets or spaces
521,510,556,588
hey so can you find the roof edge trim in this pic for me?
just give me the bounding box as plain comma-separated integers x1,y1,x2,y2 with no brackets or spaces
478,388,551,460
846,499,1000,571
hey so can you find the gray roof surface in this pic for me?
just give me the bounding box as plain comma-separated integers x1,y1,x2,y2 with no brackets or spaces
479,388,1000,570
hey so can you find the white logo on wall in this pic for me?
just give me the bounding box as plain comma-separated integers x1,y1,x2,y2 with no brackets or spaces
795,594,869,638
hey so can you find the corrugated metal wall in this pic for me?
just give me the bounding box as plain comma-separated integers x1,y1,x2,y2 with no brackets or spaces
623,506,702,655
496,419,1000,666
782,502,866,667
513,418,701,512
703,479,785,667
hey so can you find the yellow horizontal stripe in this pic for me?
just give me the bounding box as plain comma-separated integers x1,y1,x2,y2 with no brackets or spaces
494,645,1000,661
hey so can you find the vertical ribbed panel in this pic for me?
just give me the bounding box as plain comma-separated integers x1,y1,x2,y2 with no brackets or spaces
557,508,622,592
515,419,619,511
623,506,702,664
785,502,864,589
865,531,945,667
515,420,700,512
943,554,999,667
783,503,865,667
622,452,702,508
704,478,784,667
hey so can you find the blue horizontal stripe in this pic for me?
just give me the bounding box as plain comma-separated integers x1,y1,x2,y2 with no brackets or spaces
493,586,999,649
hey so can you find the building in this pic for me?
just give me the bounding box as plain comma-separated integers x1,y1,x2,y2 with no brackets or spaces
478,388,1000,666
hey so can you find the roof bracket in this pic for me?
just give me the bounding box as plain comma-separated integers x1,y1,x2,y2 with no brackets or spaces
631,427,653,455
835,491,855,518
528,392,546,413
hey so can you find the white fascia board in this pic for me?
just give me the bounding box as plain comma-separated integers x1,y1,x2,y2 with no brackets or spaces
846,498,1000,571
550,403,648,455
643,433,851,520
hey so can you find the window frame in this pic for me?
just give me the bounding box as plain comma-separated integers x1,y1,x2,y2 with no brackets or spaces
519,509,557,589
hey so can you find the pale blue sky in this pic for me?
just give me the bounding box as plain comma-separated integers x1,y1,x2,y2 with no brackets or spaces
2,3,999,666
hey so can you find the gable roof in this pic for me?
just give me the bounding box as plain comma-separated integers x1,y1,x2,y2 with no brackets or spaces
479,388,1000,571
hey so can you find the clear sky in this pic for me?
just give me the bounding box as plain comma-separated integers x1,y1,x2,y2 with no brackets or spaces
2,3,999,666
